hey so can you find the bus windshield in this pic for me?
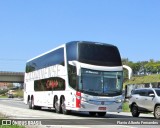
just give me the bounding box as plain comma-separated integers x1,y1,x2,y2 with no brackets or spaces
80,68,123,96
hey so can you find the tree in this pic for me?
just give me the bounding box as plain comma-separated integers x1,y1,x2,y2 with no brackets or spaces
122,58,160,76
7,83,14,89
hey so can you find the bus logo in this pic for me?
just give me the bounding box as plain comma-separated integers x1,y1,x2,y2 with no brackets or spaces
2,120,11,125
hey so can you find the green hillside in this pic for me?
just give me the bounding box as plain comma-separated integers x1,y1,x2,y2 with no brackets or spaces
124,74,160,86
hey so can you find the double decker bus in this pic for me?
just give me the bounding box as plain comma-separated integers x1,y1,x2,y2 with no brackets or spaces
24,41,123,116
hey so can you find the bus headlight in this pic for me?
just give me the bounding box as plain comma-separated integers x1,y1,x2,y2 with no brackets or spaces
115,98,122,103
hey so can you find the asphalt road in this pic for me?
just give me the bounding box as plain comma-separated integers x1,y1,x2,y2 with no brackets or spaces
0,98,160,128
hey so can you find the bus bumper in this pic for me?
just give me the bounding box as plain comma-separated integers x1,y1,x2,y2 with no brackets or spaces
67,101,122,112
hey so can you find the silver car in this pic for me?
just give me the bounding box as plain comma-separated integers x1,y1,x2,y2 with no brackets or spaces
129,88,160,119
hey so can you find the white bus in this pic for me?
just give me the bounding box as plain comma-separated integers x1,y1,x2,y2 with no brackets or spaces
24,41,123,116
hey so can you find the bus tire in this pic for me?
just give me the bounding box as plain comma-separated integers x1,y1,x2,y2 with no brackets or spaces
29,97,41,110
54,98,60,113
29,98,35,109
28,99,32,109
61,97,70,115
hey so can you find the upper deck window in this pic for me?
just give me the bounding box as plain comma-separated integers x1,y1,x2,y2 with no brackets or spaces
78,43,122,66
26,48,64,73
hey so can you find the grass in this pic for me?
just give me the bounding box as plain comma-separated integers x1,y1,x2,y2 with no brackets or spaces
0,125,25,128
124,74,160,86
14,90,23,98
0,95,7,98
0,89,23,99
122,101,130,112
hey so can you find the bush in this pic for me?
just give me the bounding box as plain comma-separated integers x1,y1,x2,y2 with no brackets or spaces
122,101,130,112
0,89,8,95
14,89,23,98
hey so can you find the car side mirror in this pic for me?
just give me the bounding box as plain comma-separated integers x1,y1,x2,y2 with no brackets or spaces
149,94,155,97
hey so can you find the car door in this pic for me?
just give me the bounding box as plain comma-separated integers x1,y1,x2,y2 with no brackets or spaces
144,89,155,111
137,89,147,109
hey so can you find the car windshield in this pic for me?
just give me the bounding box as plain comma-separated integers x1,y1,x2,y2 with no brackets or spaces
155,89,160,96
80,68,123,96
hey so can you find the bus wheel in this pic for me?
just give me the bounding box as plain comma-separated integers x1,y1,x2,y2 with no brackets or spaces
29,97,41,110
28,99,32,109
54,98,60,113
97,112,106,117
61,97,70,115
29,98,34,109
89,112,96,116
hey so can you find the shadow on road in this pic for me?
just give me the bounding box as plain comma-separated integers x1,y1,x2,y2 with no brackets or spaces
40,108,132,119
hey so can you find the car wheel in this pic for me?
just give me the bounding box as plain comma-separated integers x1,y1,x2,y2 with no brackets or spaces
154,105,160,119
131,104,140,117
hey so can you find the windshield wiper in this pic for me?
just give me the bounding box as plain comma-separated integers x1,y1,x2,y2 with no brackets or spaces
81,89,100,96
106,90,121,95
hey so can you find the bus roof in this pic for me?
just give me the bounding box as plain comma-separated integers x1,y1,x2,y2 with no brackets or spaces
66,41,116,47
27,43,65,62
27,41,117,62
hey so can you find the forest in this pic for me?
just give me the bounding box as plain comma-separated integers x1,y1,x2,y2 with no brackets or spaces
122,58,160,76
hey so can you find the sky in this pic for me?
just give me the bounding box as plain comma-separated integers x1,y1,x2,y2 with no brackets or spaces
0,0,160,72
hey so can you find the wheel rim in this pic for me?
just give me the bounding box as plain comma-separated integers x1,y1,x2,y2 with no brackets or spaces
132,106,137,115
155,106,160,118
55,99,59,111
61,99,66,113
31,98,34,108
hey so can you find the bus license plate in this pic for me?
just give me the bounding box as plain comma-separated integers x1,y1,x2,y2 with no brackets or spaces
98,107,106,110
